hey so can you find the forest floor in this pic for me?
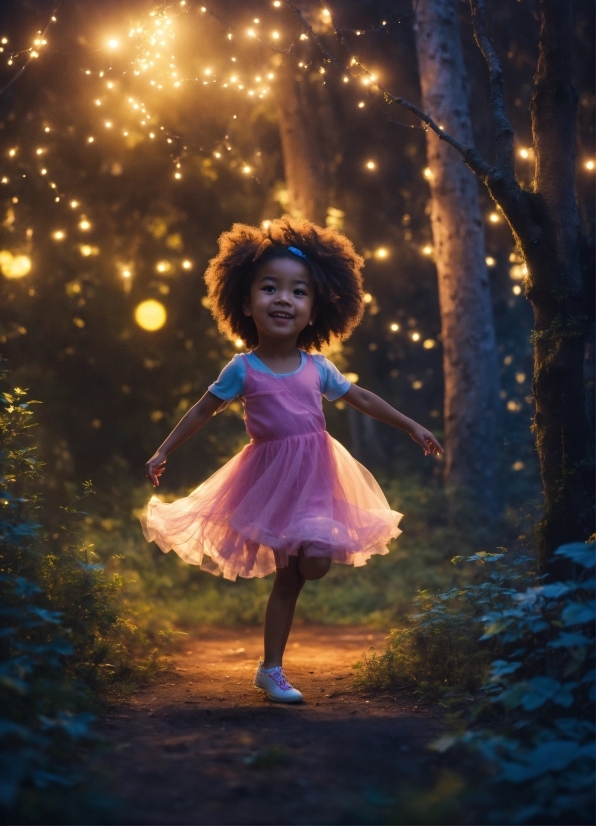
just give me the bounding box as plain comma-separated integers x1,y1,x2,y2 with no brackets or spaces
96,625,477,825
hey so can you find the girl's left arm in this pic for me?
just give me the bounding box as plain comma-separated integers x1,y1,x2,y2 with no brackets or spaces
342,384,443,456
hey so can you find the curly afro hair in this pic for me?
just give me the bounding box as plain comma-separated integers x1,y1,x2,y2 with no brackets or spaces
204,215,365,351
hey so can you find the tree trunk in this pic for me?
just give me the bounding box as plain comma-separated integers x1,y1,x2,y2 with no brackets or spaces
414,0,500,525
274,53,328,226
464,0,594,577
523,0,593,575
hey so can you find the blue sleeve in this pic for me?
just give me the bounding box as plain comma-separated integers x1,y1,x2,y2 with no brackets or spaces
312,355,351,401
208,355,246,401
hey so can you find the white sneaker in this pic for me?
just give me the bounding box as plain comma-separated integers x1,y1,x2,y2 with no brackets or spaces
254,661,303,703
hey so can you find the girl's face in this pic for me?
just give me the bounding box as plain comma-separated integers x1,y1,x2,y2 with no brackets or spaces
243,256,315,344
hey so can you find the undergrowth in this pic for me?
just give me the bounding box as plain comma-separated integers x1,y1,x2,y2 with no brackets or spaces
0,363,168,824
354,541,595,824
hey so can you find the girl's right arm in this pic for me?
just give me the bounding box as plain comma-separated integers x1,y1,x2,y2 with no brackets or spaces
145,391,225,487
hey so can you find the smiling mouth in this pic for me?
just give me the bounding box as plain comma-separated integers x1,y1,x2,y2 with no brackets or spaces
269,312,294,319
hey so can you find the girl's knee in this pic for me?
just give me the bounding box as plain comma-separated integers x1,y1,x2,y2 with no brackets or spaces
299,555,331,581
273,563,304,598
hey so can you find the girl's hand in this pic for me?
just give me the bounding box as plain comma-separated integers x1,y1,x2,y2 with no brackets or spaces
146,450,168,487
409,425,443,457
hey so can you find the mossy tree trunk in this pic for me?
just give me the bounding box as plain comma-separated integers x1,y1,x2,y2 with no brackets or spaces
414,0,500,526
461,0,594,577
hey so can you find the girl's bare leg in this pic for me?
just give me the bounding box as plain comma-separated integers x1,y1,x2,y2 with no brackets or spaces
263,557,305,668
262,552,332,669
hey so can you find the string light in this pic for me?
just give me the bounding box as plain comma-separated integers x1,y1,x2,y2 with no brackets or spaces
586,160,595,171
423,339,436,349
52,230,65,240
411,332,420,341
423,167,432,179
365,160,376,170
422,245,433,255
78,218,91,230
485,256,496,267
512,285,522,295
182,260,192,269
374,248,388,259
390,323,399,332
489,212,501,223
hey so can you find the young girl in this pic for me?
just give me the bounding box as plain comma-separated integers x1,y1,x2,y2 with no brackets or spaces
141,217,442,703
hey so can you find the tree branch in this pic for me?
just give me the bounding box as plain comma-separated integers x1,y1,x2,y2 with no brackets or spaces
283,0,496,182
468,0,516,179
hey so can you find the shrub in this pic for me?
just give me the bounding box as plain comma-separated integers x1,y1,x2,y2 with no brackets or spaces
0,362,161,822
352,550,535,699
436,542,595,825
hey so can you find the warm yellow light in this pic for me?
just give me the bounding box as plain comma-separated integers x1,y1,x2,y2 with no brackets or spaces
182,260,192,270
375,248,388,259
135,299,167,331
174,172,182,179
108,38,119,49
390,323,399,332
88,136,94,143
234,338,244,348
586,160,595,171
489,212,501,223
512,460,525,471
366,160,376,170
36,148,43,155
485,256,496,267
363,293,373,304
423,167,432,179
412,332,420,341
423,339,436,349
8,148,16,157
156,260,171,273
79,219,91,231
358,102,365,108
242,165,251,174
262,220,271,229
322,8,331,16
512,284,522,295
80,245,99,256
247,29,256,37
271,31,279,39
519,148,529,159
122,269,131,278
273,1,281,5
422,245,433,255
0,252,31,279
204,68,211,75
70,200,79,208
52,230,65,240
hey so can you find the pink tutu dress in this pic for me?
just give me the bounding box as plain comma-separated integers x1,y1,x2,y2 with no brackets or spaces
140,353,403,581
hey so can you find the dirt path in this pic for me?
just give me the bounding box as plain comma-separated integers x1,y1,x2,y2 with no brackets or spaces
98,626,459,825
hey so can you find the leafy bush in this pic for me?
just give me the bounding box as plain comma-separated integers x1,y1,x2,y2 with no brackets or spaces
355,536,595,824
436,541,595,825
352,549,535,698
0,362,162,822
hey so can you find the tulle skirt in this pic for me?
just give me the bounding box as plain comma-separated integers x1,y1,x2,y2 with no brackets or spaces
140,431,403,581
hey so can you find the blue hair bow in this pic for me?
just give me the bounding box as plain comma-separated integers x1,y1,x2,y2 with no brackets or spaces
287,246,307,261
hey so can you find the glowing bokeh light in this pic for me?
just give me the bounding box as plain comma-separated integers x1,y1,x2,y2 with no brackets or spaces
0,252,32,279
135,299,167,331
